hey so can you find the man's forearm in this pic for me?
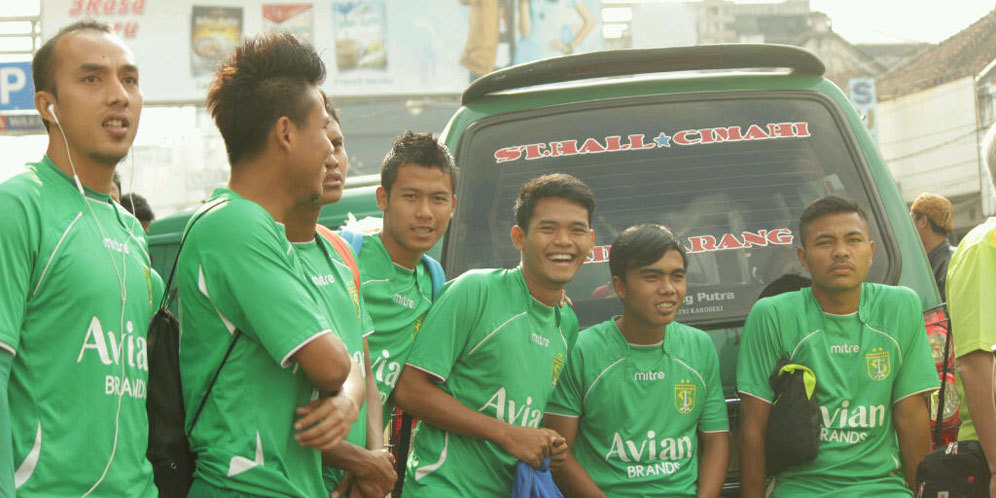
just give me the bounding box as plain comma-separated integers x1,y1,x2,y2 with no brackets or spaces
362,338,383,449
959,351,996,470
894,394,931,487
322,441,373,472
697,432,730,498
738,396,770,498
0,351,14,497
551,455,606,498
393,368,508,445
341,358,364,409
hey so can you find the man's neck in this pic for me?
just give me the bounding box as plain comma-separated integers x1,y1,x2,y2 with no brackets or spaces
616,315,666,346
812,284,862,315
519,263,562,307
285,204,322,243
46,137,115,194
922,232,947,254
378,231,422,270
228,159,296,224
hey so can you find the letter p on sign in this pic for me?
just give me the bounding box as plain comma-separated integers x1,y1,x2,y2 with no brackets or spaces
0,63,33,111
1,67,26,105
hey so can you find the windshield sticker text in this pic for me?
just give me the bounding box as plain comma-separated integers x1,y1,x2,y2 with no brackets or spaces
584,228,795,265
493,122,812,164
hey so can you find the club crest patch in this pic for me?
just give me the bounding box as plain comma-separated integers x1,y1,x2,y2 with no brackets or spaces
551,352,566,387
866,348,891,381
675,381,696,414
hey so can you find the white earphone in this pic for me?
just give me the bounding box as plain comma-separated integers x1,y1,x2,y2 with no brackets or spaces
47,103,58,125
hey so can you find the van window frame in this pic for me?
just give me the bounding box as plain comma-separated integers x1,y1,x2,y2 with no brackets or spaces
444,89,900,328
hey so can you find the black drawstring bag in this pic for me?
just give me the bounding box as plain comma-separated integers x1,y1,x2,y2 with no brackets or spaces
146,201,239,497
765,360,820,476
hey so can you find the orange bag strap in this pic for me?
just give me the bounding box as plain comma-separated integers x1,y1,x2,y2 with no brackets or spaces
315,224,361,291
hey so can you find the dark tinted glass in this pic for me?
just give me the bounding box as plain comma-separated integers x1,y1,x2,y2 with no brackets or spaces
447,94,890,395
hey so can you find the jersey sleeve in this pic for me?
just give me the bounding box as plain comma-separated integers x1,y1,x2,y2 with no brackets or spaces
0,188,35,354
188,204,330,367
699,334,730,432
736,298,783,403
947,234,996,357
893,290,940,403
545,339,585,418
404,275,483,381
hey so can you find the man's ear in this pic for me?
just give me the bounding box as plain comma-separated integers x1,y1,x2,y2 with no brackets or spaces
375,186,388,212
35,91,57,127
796,246,810,273
611,274,626,301
449,195,457,219
274,116,293,152
511,225,525,252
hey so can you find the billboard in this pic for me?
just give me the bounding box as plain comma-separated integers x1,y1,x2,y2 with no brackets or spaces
41,0,603,104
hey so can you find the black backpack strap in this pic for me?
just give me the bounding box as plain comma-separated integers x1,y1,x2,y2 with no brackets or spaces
186,330,242,437
159,199,227,310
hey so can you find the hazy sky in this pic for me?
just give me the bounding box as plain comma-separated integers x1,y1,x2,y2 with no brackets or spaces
809,0,995,44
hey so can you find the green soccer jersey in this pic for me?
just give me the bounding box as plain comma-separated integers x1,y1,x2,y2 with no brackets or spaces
947,217,996,442
737,284,939,497
546,318,729,497
354,233,433,419
402,267,580,497
292,236,375,490
177,188,334,497
0,156,158,497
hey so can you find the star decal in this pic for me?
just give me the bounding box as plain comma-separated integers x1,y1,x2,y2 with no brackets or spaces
654,132,671,148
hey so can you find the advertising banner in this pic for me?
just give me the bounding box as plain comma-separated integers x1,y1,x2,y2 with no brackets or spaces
262,3,313,43
41,0,602,103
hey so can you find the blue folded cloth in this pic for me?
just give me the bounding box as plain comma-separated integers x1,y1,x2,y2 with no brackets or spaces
511,456,564,498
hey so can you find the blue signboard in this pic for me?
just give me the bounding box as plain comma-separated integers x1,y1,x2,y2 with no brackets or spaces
0,62,34,111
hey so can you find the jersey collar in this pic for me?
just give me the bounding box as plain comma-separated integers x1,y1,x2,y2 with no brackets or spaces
39,155,114,203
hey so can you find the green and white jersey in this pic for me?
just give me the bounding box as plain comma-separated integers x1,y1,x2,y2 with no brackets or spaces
737,284,938,497
354,233,433,418
402,267,580,498
292,235,375,490
177,188,333,497
0,156,158,497
546,318,728,497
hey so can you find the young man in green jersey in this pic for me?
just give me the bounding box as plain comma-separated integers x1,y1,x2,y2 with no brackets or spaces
0,21,160,497
284,100,397,498
544,224,730,497
946,125,996,498
737,196,938,497
393,173,595,497
176,34,357,497
353,131,457,421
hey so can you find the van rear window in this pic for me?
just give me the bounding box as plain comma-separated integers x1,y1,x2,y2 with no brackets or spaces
446,94,890,330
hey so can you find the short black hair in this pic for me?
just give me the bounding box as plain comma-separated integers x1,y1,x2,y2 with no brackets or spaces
758,274,811,300
33,20,114,130
609,224,687,281
380,131,456,194
514,173,595,231
798,195,868,246
120,193,154,223
323,93,340,125
207,33,326,165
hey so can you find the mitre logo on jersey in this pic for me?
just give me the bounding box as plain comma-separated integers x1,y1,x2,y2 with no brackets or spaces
479,387,542,427
674,381,696,414
77,316,148,399
866,348,890,381
551,352,566,387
